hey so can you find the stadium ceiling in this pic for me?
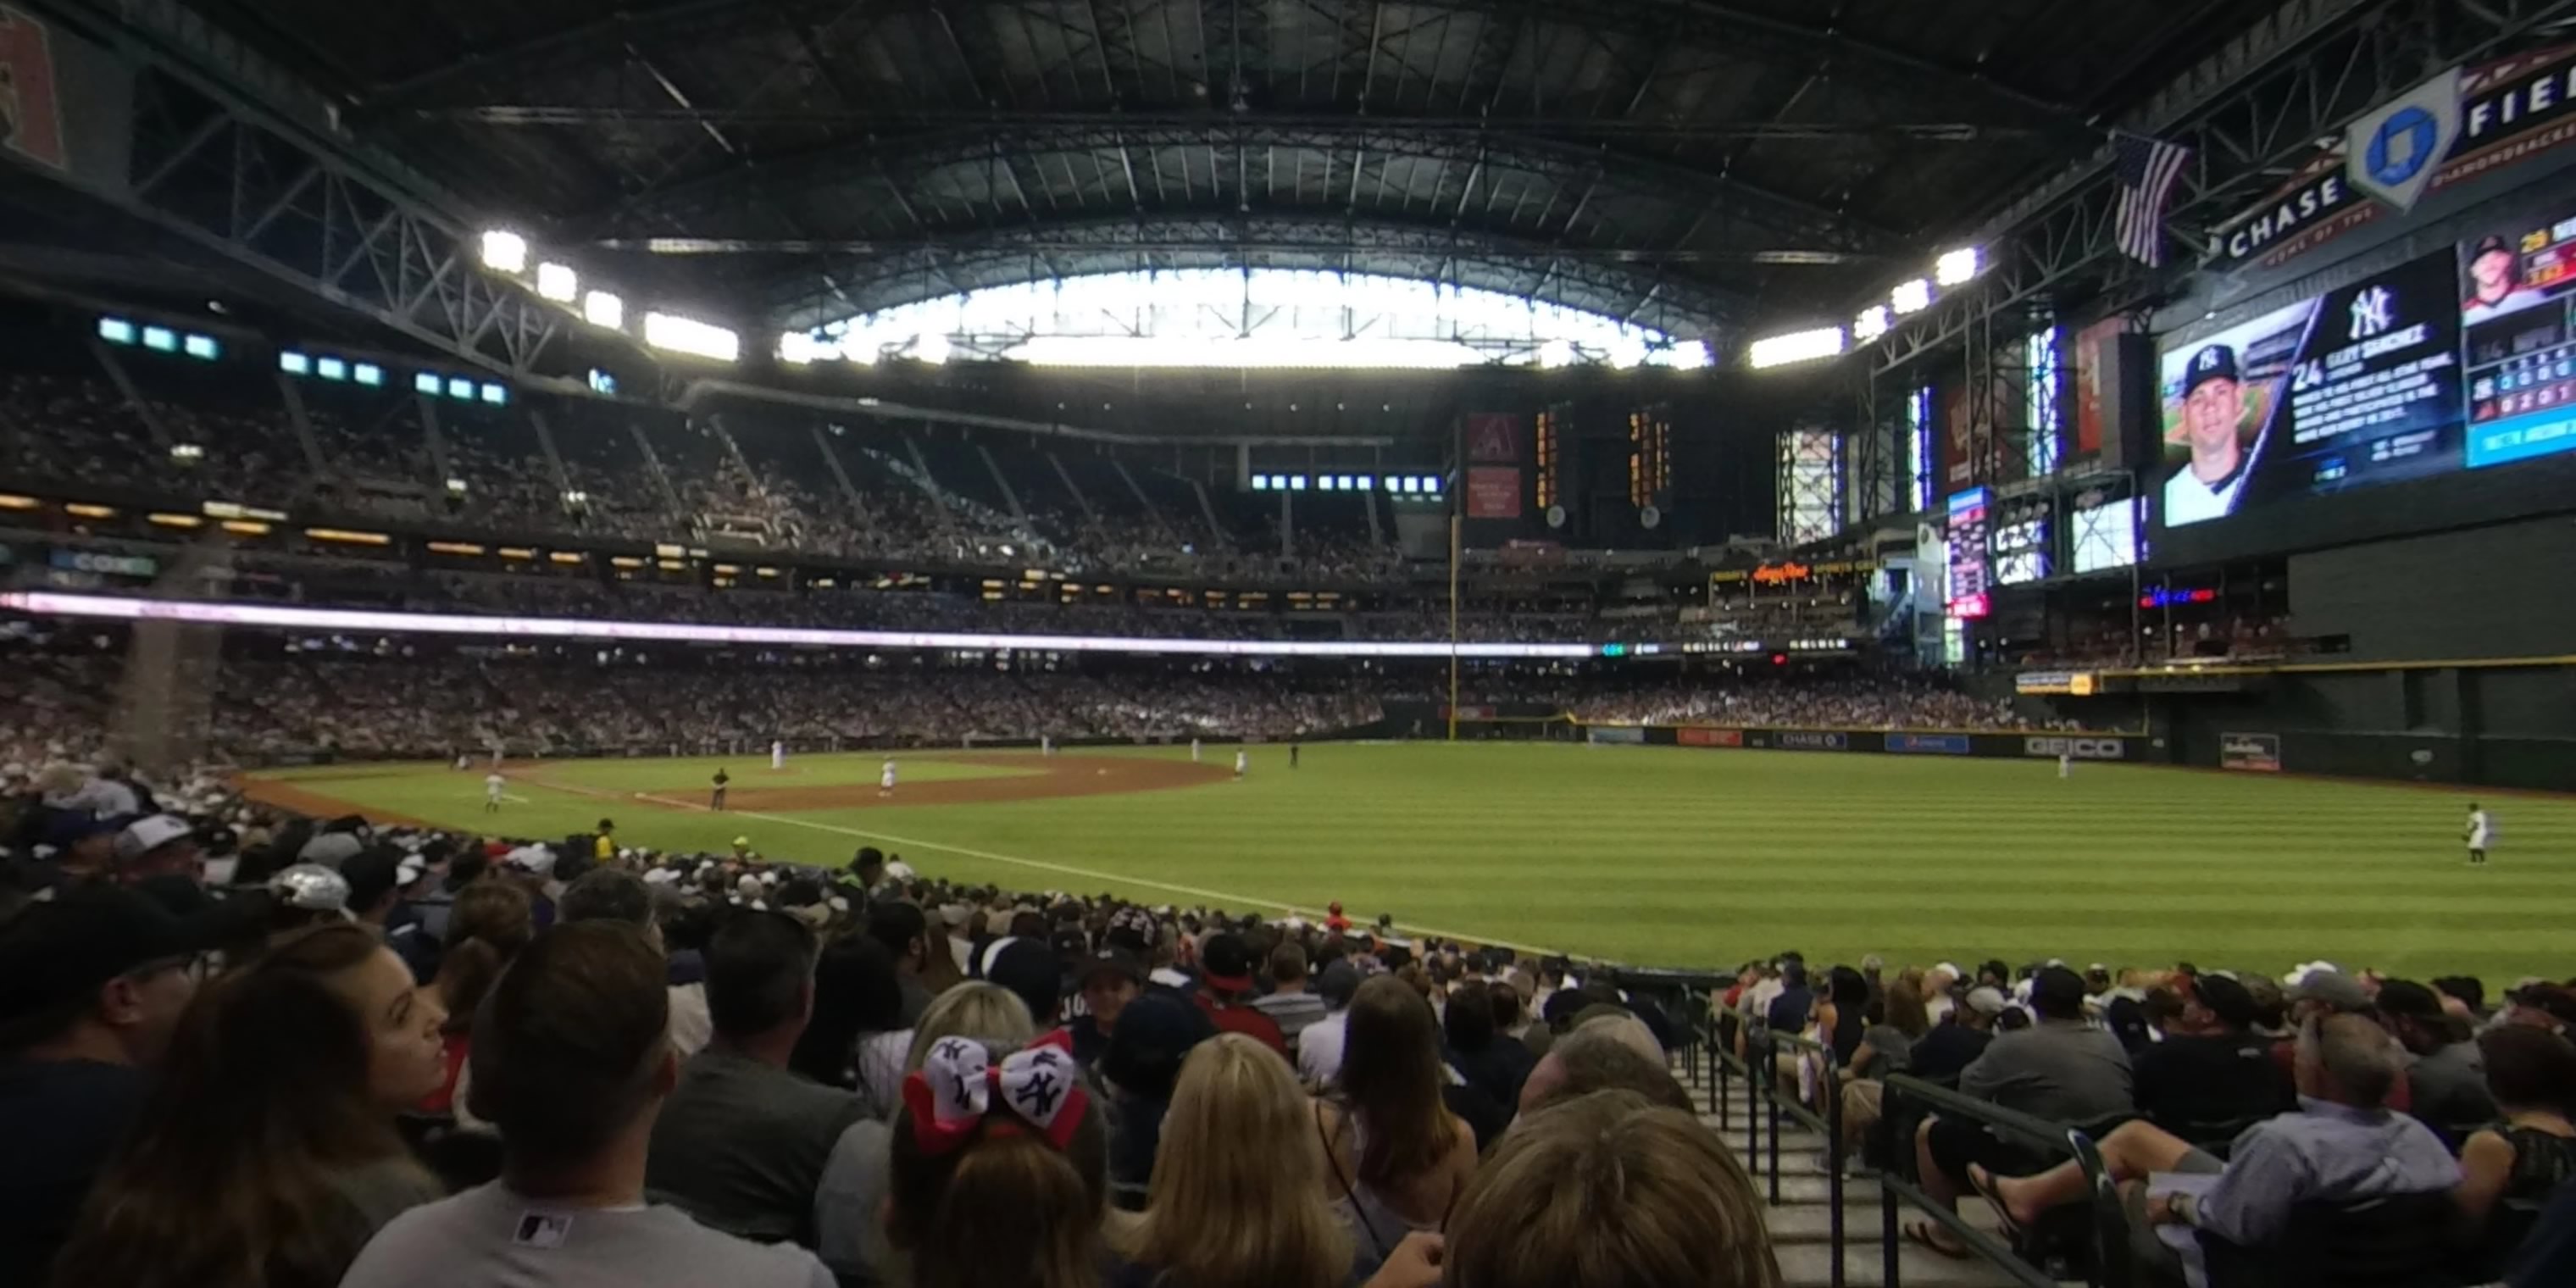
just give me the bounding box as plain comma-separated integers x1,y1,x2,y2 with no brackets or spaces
169,0,2280,345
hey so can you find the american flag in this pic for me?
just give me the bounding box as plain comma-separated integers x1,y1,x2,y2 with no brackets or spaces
2113,133,2190,267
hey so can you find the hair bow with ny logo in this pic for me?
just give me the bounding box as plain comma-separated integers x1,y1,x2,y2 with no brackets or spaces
902,1030,1090,1155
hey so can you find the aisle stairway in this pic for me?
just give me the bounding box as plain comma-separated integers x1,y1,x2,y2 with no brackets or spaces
1671,1052,2043,1288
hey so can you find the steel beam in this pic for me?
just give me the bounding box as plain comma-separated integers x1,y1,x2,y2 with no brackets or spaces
1858,0,2576,379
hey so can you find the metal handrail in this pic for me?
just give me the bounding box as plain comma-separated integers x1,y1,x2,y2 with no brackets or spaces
1877,1074,2134,1288
1754,1025,1847,1288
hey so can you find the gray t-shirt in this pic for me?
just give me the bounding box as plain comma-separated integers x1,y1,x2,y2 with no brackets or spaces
1959,1019,2135,1124
339,1181,832,1288
646,1050,868,1246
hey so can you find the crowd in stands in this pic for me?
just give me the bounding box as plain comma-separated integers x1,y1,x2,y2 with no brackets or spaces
0,650,1388,764
1723,948,2576,1285
0,354,1415,583
0,758,1782,1288
1569,677,2026,730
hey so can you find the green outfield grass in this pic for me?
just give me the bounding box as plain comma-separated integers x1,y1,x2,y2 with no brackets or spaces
251,743,2576,983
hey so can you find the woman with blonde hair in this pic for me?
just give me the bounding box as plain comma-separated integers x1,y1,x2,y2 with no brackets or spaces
1117,1034,1352,1288
1444,1089,1781,1288
1319,974,1477,1277
819,981,1040,1284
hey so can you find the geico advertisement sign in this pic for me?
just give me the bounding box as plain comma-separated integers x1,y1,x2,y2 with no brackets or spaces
2024,736,2127,761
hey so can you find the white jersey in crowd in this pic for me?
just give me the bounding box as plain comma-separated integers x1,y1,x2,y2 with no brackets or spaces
338,1181,831,1288
2468,809,2493,849
484,773,507,800
2162,462,2247,526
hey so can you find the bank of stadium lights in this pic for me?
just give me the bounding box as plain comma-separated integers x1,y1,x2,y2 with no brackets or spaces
1746,326,1848,370
476,226,740,361
1935,247,1983,287
534,262,579,304
1853,305,1893,344
480,230,530,275
97,316,219,361
641,311,741,364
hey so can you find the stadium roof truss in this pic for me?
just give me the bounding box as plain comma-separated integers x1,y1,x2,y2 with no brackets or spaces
110,0,2287,358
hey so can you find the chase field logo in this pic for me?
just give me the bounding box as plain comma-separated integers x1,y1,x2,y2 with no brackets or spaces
2347,68,2462,214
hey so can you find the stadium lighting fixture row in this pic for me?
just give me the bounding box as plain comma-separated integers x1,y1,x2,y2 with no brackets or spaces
1890,279,1934,315
1746,326,1847,370
1935,247,1983,286
479,230,529,274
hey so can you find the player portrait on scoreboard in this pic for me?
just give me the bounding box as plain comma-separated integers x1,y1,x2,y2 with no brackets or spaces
2156,297,2307,527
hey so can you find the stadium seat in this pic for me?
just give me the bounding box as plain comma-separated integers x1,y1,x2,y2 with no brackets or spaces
2196,1191,2465,1288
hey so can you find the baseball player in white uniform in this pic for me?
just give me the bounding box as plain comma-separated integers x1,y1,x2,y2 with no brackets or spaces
483,771,507,813
2467,803,2493,867
880,758,898,797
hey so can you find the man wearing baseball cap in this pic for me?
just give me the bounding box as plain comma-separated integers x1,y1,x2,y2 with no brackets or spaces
0,886,212,1282
2165,341,2255,525
2130,973,2290,1138
1191,931,1285,1056
111,815,202,886
1063,944,1146,1069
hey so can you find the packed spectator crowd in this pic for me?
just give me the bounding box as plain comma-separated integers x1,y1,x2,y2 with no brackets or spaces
1719,947,2576,1286
0,759,1784,1288
0,650,1388,764
0,355,1417,583
1568,677,2029,730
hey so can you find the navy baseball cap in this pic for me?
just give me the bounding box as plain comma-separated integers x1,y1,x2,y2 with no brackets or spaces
2184,343,2240,396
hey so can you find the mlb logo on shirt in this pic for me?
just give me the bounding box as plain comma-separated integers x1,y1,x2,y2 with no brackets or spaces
514,1213,573,1249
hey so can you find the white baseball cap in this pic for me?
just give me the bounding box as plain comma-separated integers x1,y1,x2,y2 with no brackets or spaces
114,815,195,863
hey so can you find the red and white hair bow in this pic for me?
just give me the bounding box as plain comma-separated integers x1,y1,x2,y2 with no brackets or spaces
902,1030,1090,1155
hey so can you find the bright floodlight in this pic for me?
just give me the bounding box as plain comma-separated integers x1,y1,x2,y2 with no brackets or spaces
778,332,823,365
582,290,624,329
913,331,952,365
536,262,578,303
1853,305,1893,342
1935,247,1982,286
480,230,529,274
641,312,741,363
1747,326,1846,370
1891,279,1934,315
1536,338,1577,369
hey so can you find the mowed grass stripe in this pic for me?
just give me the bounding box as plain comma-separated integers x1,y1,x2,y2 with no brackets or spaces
251,742,2569,981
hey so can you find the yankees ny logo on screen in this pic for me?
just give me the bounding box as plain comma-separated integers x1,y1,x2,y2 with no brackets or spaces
2350,286,2395,341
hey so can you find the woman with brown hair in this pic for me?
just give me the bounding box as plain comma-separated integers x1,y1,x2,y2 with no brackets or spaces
50,921,451,1288
1319,974,1478,1277
1444,1089,1781,1288
422,879,533,1113
886,1034,1107,1288
1116,1034,1352,1288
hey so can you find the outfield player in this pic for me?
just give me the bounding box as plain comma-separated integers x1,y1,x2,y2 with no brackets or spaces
771,739,785,771
1234,749,1248,780
1041,734,1052,758
2059,750,2073,780
880,758,898,797
710,768,730,812
2468,802,2493,867
1191,738,1202,763
452,752,470,772
1290,743,1301,769
483,771,506,813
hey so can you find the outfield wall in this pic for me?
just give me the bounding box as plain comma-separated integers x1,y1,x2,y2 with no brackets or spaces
1603,724,2149,762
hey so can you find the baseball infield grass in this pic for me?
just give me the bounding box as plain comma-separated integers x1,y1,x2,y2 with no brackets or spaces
250,744,2576,984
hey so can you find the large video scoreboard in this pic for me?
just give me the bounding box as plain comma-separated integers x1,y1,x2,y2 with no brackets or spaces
2151,197,2576,558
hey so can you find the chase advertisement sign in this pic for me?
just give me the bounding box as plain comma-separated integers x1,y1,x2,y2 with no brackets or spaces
1774,730,1849,752
2217,48,2576,269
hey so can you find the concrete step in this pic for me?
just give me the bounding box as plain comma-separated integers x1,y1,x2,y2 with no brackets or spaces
1747,1172,1887,1206
1762,1200,2004,1244
1774,1241,2065,1288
